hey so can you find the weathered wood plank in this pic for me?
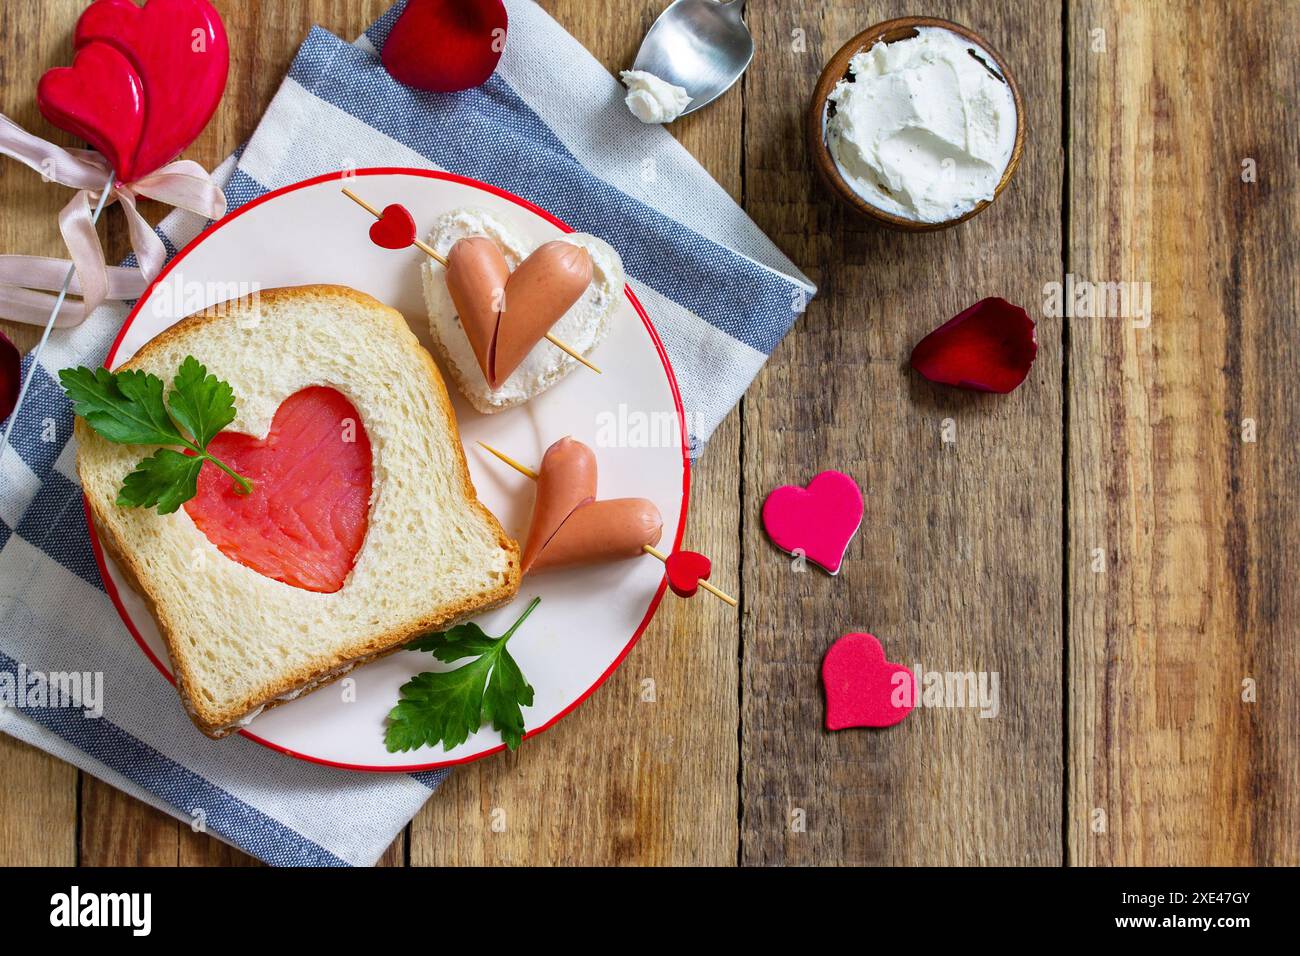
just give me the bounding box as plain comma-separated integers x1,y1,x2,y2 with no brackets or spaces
740,0,1064,865
1067,0,1300,865
0,737,77,865
410,0,742,867
79,777,179,866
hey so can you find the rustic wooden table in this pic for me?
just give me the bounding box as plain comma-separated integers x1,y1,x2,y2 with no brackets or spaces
2,0,1296,867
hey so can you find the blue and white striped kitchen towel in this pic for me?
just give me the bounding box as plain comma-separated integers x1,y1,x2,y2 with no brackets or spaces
0,0,812,866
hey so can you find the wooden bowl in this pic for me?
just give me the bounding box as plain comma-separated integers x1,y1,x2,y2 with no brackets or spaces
807,17,1025,231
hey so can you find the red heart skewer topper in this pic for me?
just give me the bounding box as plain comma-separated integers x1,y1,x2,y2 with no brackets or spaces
368,204,418,250
665,549,712,598
520,437,663,574
382,0,509,94
822,633,915,730
37,0,229,184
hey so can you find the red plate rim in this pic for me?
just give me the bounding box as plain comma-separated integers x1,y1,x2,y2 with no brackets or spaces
85,166,691,773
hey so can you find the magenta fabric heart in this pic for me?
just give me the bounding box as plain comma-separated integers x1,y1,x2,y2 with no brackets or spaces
761,470,863,574
822,633,914,730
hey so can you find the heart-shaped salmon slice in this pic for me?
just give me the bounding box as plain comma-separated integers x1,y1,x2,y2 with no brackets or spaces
183,387,373,593
444,238,592,389
520,437,662,574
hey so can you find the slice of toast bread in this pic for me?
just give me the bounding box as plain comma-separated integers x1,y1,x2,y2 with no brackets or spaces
77,285,521,737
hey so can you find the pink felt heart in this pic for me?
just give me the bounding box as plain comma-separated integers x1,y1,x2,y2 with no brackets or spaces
822,633,914,730
51,0,229,182
761,470,863,574
369,204,417,249
665,549,711,598
36,42,145,180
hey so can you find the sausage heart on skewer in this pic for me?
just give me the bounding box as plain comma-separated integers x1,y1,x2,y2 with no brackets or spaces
445,238,593,389
521,437,663,574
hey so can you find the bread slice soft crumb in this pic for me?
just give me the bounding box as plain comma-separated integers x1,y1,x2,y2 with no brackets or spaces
78,285,521,737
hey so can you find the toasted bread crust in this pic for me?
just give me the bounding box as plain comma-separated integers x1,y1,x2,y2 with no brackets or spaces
80,285,521,738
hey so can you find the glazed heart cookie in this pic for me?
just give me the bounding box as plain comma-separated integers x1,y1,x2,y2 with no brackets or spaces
761,470,863,574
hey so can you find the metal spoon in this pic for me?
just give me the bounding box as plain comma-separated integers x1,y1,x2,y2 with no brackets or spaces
631,0,753,116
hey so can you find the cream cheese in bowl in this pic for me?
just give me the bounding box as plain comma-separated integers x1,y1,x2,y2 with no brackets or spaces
825,26,1018,224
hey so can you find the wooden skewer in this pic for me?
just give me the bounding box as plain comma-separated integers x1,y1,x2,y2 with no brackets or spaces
479,441,539,480
342,187,600,374
478,441,738,607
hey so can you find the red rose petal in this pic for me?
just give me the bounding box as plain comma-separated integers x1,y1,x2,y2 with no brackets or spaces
0,329,19,423
381,0,508,94
909,297,1038,394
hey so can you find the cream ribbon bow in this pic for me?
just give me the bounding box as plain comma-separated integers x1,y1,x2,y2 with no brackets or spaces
0,113,227,326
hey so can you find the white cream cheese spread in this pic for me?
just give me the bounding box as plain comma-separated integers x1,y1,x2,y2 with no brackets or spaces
825,27,1018,222
620,69,691,124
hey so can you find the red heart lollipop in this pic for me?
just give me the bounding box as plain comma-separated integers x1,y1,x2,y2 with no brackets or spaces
664,549,712,598
368,204,417,249
36,43,144,179
38,0,229,182
382,0,509,94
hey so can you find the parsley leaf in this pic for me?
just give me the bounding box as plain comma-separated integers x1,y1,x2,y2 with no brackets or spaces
60,366,185,447
118,449,205,515
60,357,252,512
386,597,540,753
166,355,237,448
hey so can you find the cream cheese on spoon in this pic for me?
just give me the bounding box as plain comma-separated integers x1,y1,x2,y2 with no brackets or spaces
620,70,692,124
826,27,1018,223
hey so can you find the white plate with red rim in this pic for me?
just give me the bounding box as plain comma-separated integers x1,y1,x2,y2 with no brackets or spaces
88,168,688,771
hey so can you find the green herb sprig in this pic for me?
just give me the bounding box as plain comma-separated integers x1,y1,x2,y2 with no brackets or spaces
60,356,252,514
386,597,540,753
